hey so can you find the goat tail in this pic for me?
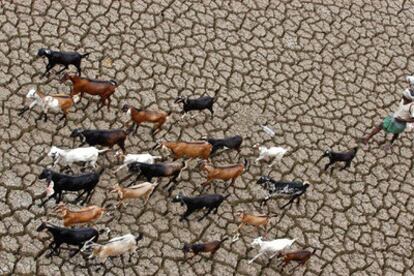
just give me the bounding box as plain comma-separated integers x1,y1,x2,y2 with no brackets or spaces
98,148,111,154
110,80,118,86
81,53,90,58
311,248,317,255
153,156,162,160
135,233,144,242
224,194,231,200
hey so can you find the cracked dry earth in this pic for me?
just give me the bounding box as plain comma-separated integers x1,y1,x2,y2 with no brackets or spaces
2,0,414,275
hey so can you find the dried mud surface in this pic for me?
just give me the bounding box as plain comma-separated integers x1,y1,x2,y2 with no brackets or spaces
1,1,414,275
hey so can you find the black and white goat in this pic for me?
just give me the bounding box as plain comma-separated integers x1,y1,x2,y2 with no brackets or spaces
256,176,310,209
125,161,186,193
38,168,104,206
317,147,358,174
36,222,104,258
174,93,217,119
37,48,89,77
70,128,131,153
172,192,230,221
204,135,243,155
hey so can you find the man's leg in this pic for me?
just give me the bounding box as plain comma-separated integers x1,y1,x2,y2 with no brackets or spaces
361,122,383,144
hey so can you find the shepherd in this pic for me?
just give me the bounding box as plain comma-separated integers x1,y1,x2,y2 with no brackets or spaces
360,76,414,151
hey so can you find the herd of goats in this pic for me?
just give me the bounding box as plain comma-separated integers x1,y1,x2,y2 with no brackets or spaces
19,49,359,273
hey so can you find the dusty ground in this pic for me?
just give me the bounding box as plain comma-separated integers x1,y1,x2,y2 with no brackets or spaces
1,0,414,275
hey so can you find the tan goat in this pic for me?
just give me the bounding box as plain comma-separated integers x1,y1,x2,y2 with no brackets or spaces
111,181,158,207
200,159,248,189
234,210,276,237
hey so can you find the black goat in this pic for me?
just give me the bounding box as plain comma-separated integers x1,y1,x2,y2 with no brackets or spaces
204,135,243,155
38,168,104,206
37,222,104,258
317,147,358,174
37,48,89,77
256,176,310,209
172,192,230,221
175,95,216,118
70,128,130,153
124,161,186,193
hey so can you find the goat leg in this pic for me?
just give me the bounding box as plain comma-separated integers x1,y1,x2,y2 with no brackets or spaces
281,196,297,209
341,161,351,170
179,209,194,222
35,112,44,123
324,161,333,171
248,252,264,264
74,190,88,203
18,106,29,116
197,208,213,221
39,195,54,207
56,65,69,75
82,190,94,205
69,246,82,257
289,262,302,273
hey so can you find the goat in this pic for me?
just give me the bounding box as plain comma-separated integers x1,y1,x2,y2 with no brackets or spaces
82,233,143,263
204,135,243,155
249,237,295,264
125,161,186,193
172,192,230,222
60,73,117,111
48,146,110,169
121,104,169,136
199,159,248,189
317,147,358,174
113,150,162,172
18,87,80,124
70,128,131,153
254,144,290,167
278,248,317,272
37,48,89,77
38,168,104,205
256,176,310,209
234,210,276,238
182,236,228,260
53,202,106,226
111,181,158,207
157,141,212,160
174,94,217,118
36,222,103,258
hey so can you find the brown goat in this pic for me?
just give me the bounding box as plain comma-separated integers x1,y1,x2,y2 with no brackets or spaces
199,159,248,189
278,248,317,272
235,210,276,237
60,73,117,111
121,104,169,136
54,203,105,227
182,236,228,260
158,141,212,160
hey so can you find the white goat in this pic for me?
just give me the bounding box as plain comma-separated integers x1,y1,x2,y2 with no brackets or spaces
19,87,80,122
113,149,162,172
82,233,143,263
48,146,110,168
249,237,295,264
254,144,290,167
